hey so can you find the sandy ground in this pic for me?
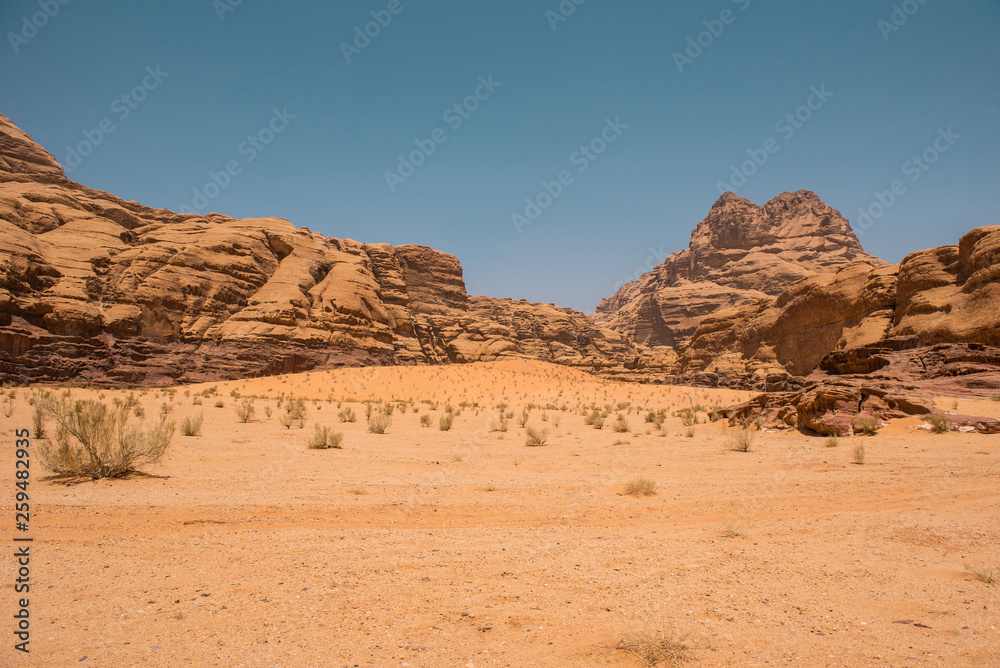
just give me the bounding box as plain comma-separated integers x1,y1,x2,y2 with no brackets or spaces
1,359,999,667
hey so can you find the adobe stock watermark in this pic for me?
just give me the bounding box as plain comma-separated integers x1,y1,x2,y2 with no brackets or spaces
545,0,587,31
213,0,244,21
878,0,931,41
7,0,71,54
673,0,751,73
715,84,833,195
611,246,670,293
384,75,501,192
510,116,628,235
62,65,170,174
177,107,295,215
854,126,959,235
340,0,413,64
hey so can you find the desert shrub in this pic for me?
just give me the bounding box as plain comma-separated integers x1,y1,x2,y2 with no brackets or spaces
925,412,950,434
853,443,866,465
685,427,696,438
368,412,391,434
708,406,727,423
181,413,203,436
675,407,696,427
624,477,657,496
517,410,530,428
38,397,174,479
214,400,224,408
439,414,454,431
965,563,998,584
552,415,561,427
612,413,630,433
728,427,756,453
591,414,606,430
525,426,548,446
383,402,395,416
644,411,657,424
489,407,509,432
308,425,343,449
133,404,146,418
853,415,880,435
420,414,432,428
824,435,840,448
283,398,307,429
338,406,357,423
992,394,1000,402
32,404,46,439
264,405,273,418
3,397,12,418
236,398,255,423
192,396,203,406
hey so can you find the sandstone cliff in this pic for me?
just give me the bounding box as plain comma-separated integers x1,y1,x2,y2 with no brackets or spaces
595,191,883,347
0,114,631,385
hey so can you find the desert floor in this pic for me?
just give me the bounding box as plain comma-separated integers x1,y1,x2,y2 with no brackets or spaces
2,360,999,667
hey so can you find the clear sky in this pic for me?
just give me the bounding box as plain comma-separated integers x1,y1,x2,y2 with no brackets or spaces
2,0,998,312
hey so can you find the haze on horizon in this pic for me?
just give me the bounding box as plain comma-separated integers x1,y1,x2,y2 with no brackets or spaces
1,0,998,312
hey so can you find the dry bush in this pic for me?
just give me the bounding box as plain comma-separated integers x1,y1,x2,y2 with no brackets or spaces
338,406,357,423
722,520,745,538
853,415,880,435
852,443,866,465
727,427,756,453
489,411,509,432
613,413,630,433
439,414,454,431
824,435,840,448
624,477,657,496
368,412,391,434
685,427,696,438
992,394,1000,402
552,415,561,427
420,414,432,427
32,404,46,439
38,397,174,479
925,412,950,434
235,398,255,423
213,400,224,408
181,413,203,436
308,425,343,450
283,398,307,429
192,396,203,406
525,426,548,446
517,410,529,428
615,627,693,666
965,563,998,584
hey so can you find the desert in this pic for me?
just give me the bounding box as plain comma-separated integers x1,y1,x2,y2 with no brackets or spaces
3,3,1000,667
3,361,999,666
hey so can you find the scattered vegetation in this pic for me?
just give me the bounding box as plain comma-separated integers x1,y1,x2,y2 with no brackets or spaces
612,413,630,433
181,413,204,436
236,398,255,423
925,412,950,434
439,414,454,431
615,627,693,667
624,477,657,497
368,411,391,434
338,406,357,423
308,425,343,450
38,396,174,479
525,426,548,446
853,415,880,435
727,427,756,453
965,563,998,584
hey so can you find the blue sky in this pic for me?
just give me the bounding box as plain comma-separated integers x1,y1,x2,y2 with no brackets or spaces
2,0,998,312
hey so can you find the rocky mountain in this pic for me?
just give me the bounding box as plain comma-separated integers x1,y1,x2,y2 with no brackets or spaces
0,114,630,385
595,190,883,347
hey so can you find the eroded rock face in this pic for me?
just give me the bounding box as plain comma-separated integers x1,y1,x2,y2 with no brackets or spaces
595,190,882,347
0,114,632,385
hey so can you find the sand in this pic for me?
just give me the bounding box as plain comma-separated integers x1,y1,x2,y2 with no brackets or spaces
2,360,999,667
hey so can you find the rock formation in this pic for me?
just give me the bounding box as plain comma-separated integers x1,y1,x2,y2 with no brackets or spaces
0,114,631,385
595,190,883,347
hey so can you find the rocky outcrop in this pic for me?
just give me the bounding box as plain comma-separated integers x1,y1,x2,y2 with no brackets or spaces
0,114,633,385
595,190,883,347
